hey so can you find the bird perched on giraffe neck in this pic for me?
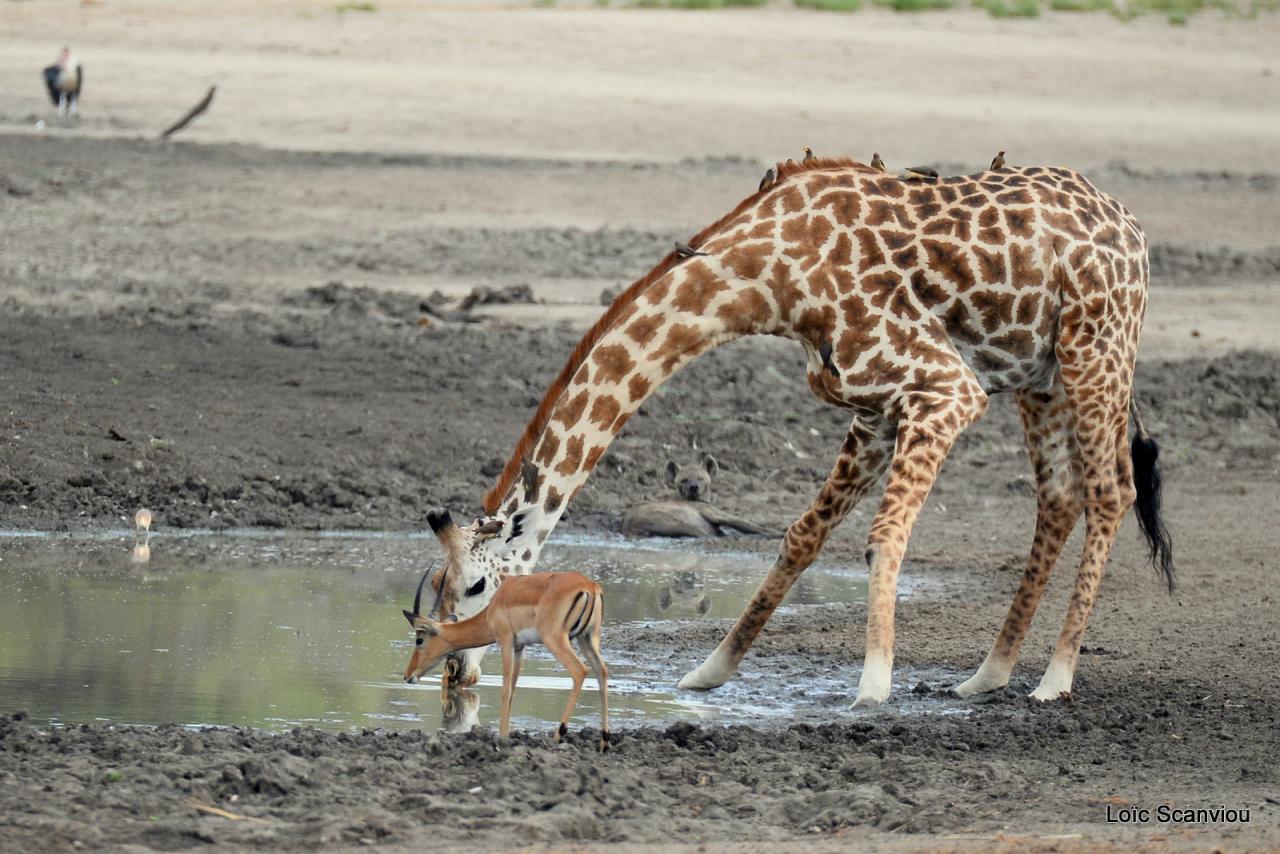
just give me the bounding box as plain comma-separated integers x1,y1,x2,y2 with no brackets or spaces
870,153,886,173
990,150,1007,170
43,47,82,118
802,146,815,163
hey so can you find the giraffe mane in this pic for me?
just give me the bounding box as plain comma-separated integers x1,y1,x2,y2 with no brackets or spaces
481,156,875,515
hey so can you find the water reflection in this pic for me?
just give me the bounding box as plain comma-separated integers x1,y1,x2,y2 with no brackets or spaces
657,570,711,616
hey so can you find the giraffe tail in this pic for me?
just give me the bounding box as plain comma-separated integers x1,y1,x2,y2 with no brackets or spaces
1130,400,1175,593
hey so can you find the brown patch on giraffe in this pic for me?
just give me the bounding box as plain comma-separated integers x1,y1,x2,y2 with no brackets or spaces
859,177,905,199
672,263,731,314
909,270,950,309
588,395,621,431
806,264,840,302
892,246,919,268
722,242,772,280
835,296,879,364
554,435,585,476
853,228,887,274
1003,208,1035,238
922,240,976,291
716,288,774,334
571,363,591,386
653,322,703,372
971,289,1016,333
544,486,563,514
794,305,837,347
553,389,590,428
863,270,903,310
996,188,1033,206
866,199,915,229
972,349,1015,373
583,445,607,473
1009,243,1044,289
643,274,674,306
765,260,804,323
782,215,835,271
592,344,636,384
881,230,913,252
1015,293,1043,326
779,185,807,214
1043,211,1089,240
627,374,650,403
888,287,923,323
972,245,1006,284
625,313,664,348
942,300,984,346
814,190,861,226
1069,245,1095,270
534,431,560,467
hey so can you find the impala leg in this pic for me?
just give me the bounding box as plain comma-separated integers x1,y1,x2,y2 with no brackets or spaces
855,386,987,708
577,625,610,751
678,415,894,690
543,633,589,742
956,381,1084,697
497,639,523,738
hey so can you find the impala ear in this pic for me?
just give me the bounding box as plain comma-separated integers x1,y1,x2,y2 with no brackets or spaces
702,455,719,477
665,461,678,485
426,508,453,533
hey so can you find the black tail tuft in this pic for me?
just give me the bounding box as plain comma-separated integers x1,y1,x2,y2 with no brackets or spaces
1131,431,1175,592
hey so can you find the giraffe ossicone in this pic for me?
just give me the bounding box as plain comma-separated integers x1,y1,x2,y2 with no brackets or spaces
427,155,1173,707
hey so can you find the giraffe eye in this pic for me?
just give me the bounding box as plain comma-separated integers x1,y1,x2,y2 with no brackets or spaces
465,577,487,597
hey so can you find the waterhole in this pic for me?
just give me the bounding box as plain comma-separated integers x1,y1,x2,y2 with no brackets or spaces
0,530,959,734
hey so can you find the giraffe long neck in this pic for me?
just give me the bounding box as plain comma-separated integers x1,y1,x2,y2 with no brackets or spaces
485,257,781,571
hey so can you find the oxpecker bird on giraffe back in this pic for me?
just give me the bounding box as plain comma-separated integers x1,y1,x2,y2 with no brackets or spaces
426,155,1172,707
43,47,83,119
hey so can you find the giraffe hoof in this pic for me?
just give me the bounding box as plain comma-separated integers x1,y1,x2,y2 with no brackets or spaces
851,693,884,709
1028,687,1071,703
953,672,1009,698
677,666,729,691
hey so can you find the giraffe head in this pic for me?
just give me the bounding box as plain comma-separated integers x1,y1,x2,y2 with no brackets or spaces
422,508,509,623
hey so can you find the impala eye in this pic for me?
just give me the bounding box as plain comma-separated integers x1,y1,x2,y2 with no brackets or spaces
465,577,487,597
415,636,424,647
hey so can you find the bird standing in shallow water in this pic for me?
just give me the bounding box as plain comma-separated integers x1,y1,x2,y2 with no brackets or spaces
870,153,886,173
43,47,82,119
132,508,153,563
990,150,1007,170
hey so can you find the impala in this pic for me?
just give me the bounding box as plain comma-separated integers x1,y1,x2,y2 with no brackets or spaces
402,568,610,750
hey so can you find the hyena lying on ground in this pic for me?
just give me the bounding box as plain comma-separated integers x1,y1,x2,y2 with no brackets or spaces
621,455,778,538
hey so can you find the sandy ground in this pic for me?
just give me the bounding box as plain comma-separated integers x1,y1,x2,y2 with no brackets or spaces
2,1,1280,851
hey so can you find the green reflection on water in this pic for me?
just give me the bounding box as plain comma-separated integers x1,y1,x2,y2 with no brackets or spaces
0,533,867,733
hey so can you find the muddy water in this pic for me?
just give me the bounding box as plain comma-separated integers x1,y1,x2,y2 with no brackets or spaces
0,531,909,734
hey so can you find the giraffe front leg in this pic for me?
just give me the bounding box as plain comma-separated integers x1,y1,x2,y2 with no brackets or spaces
854,391,986,708
678,415,894,691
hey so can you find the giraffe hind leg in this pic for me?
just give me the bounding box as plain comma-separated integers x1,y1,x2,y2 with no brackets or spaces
1030,304,1140,701
955,378,1083,697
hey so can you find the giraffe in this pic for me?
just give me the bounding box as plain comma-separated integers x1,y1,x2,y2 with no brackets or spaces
423,156,1173,707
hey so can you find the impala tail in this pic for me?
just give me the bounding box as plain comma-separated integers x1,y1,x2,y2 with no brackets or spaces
1130,402,1174,592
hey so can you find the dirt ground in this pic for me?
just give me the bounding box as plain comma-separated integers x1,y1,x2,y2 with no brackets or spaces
2,1,1280,851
